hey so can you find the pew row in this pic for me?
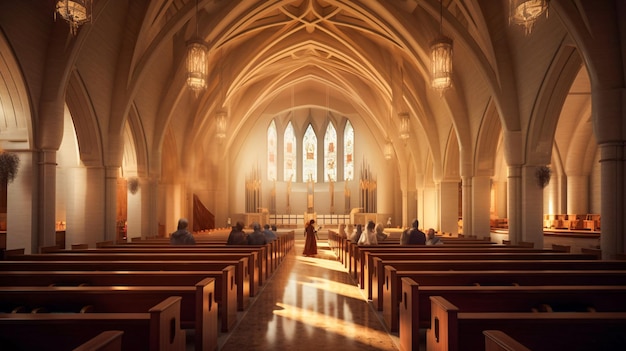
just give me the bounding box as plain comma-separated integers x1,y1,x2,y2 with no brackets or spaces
1,255,251,312
0,279,217,351
0,296,186,351
383,266,626,332
398,278,626,351
0,263,238,333
426,296,626,351
371,258,626,312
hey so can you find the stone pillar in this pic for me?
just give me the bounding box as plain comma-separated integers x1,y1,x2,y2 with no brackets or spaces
495,180,507,219
567,175,589,214
66,167,105,248
507,165,522,243
472,176,492,238
521,165,545,248
37,150,58,251
104,167,119,242
599,142,625,259
461,176,472,236
439,180,459,235
126,179,142,241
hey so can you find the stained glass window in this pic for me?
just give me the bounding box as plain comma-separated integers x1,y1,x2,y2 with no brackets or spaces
344,120,354,181
302,124,317,182
267,120,277,181
324,122,337,182
284,122,296,182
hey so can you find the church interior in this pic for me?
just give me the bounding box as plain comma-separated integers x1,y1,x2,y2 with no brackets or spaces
0,0,625,350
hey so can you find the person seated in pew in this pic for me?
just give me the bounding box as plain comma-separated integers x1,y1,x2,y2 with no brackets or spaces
375,223,389,242
248,222,268,245
349,224,362,242
227,221,248,245
357,221,378,246
263,224,277,242
170,218,196,245
338,223,347,238
426,228,443,245
405,219,426,245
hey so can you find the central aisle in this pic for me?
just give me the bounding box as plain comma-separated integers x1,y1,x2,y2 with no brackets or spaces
219,233,400,350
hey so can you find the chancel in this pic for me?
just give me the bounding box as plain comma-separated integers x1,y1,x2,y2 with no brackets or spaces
0,1,625,350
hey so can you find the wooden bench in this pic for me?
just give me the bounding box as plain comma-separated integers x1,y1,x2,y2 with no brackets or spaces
0,263,238,333
0,296,186,351
73,330,124,351
382,265,626,331
426,296,626,351
8,251,259,302
359,247,568,299
1,255,251,312
0,280,217,351
370,257,626,312
398,279,626,350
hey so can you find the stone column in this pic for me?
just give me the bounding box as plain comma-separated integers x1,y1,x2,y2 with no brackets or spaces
461,176,472,236
521,165,545,248
599,142,625,259
507,165,522,243
104,167,119,242
38,150,58,251
472,176,492,238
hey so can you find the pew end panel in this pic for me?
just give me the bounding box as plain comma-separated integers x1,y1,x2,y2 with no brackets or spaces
399,277,420,351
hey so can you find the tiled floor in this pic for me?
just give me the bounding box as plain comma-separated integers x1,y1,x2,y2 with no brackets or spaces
218,234,400,350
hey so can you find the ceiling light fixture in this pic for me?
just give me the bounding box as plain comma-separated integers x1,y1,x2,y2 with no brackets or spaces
430,0,453,95
509,0,548,35
186,0,208,95
55,0,92,35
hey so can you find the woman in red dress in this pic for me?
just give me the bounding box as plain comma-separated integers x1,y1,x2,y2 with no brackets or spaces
303,219,318,256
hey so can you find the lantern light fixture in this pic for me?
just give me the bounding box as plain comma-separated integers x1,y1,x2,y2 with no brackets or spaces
55,0,92,35
399,112,410,140
384,141,393,160
430,0,453,95
216,110,227,140
509,0,549,35
186,0,208,95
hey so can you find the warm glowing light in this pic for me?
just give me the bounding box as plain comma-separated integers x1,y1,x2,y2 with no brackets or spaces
216,110,227,139
509,0,549,35
186,39,209,94
430,36,453,94
399,112,410,140
384,141,393,160
55,0,92,35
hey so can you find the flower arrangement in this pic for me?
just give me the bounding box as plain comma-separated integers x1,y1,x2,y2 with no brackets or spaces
0,152,20,184
535,165,551,188
128,177,139,195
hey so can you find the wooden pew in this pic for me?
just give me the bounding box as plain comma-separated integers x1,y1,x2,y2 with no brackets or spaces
370,257,626,312
0,280,218,351
0,296,186,351
483,330,530,351
0,263,238,333
10,251,259,302
383,265,626,332
426,296,626,351
73,330,124,351
87,244,273,283
2,254,252,311
359,247,569,299
398,278,626,350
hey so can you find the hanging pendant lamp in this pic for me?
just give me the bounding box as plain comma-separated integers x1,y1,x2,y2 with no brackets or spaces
186,0,208,95
430,0,453,95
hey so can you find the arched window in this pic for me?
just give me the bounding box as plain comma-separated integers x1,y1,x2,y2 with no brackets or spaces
302,124,317,182
267,120,277,181
324,122,337,182
344,121,354,181
283,122,296,182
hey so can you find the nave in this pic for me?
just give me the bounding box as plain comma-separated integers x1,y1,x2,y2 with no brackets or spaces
218,232,400,351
